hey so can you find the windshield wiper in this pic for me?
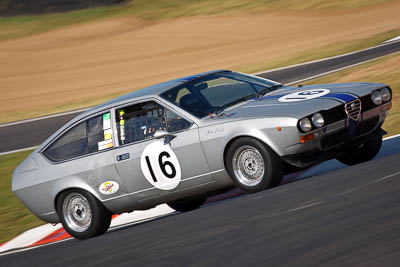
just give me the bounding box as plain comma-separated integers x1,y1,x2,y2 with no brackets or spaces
215,93,256,115
256,84,283,97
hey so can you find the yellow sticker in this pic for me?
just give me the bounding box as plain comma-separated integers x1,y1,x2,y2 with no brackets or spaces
104,129,112,140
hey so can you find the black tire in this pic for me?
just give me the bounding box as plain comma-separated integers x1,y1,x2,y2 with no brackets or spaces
167,195,208,212
226,137,283,193
56,189,112,240
336,134,382,166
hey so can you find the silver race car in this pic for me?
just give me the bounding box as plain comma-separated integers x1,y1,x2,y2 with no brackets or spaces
12,70,392,239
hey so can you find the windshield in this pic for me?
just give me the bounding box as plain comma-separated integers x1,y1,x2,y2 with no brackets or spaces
160,71,282,118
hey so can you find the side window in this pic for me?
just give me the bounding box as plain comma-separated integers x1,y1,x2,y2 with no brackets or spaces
44,121,89,161
116,101,192,145
44,112,113,161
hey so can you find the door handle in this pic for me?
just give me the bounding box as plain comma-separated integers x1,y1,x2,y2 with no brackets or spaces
116,153,130,161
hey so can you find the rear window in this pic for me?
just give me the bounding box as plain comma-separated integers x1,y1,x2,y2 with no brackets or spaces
44,112,113,161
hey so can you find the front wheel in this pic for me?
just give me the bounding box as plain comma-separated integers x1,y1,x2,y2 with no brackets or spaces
336,134,382,166
56,189,112,240
226,137,283,193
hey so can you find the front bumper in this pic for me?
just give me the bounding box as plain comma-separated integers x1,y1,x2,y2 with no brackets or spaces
282,101,391,168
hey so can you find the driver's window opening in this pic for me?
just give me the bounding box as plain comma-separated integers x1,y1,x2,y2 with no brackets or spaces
116,102,167,145
116,101,192,145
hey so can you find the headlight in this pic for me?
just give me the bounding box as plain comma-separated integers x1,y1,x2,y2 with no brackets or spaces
299,117,312,132
371,90,382,105
311,113,324,128
381,88,391,102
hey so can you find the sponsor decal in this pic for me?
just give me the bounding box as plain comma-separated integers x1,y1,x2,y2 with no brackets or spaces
99,181,119,195
98,139,113,150
104,128,112,140
140,141,182,190
279,89,330,102
103,113,111,130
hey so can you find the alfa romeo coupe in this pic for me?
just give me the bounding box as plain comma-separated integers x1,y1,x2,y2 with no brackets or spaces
12,70,392,239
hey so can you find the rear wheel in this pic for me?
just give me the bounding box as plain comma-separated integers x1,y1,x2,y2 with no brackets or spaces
226,137,283,193
56,189,112,240
336,134,382,166
167,195,208,212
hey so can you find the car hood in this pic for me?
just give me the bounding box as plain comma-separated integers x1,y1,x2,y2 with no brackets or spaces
200,82,387,125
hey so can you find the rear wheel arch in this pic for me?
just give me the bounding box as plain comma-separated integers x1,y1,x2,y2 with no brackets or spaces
54,187,110,218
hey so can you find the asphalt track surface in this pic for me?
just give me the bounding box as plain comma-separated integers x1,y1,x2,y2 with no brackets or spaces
1,40,399,153
3,151,400,266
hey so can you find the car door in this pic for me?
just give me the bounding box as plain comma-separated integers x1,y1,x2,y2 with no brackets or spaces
113,99,214,201
41,111,128,202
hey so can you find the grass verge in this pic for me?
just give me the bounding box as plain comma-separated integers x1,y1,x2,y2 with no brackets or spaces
0,0,394,41
0,150,43,245
301,52,400,136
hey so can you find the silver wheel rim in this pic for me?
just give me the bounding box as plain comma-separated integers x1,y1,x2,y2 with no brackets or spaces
62,192,92,232
232,145,265,187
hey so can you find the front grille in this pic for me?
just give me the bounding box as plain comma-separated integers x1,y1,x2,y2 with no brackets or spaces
360,94,375,111
320,105,347,125
345,99,361,121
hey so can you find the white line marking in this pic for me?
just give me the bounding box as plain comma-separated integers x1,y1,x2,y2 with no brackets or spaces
252,39,400,76
0,146,37,156
286,51,400,85
369,170,400,184
286,201,324,212
0,238,73,256
334,171,400,198
0,108,88,128
384,35,400,43
334,185,367,197
383,133,400,140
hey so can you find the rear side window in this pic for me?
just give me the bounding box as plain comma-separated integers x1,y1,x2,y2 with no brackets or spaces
43,121,89,161
44,112,113,161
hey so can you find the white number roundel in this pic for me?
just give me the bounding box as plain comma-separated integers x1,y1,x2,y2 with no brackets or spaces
279,89,330,102
140,141,182,190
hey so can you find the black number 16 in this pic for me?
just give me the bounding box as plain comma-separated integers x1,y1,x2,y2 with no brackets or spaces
145,151,177,182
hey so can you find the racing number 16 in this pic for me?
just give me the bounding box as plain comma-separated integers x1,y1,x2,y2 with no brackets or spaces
145,151,177,182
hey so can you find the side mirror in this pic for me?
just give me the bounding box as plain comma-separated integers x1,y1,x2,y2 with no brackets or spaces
153,130,177,145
